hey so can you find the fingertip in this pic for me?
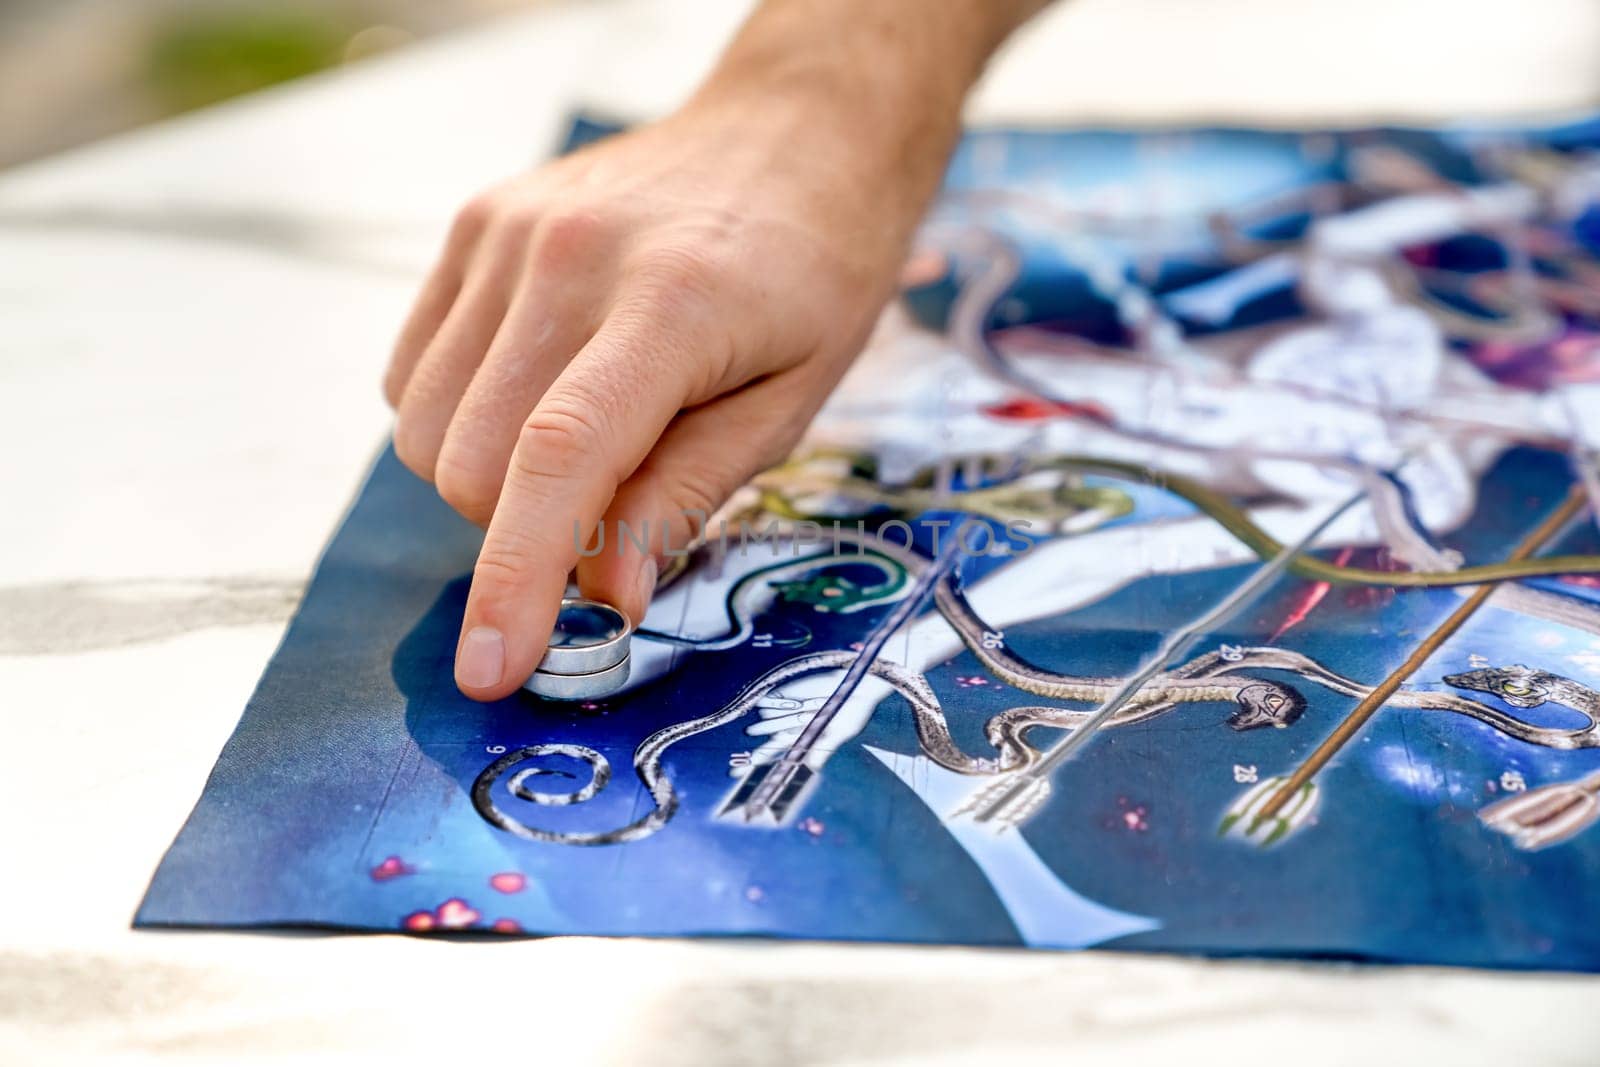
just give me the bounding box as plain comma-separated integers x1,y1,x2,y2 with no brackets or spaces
631,556,658,628
455,624,508,700
455,584,559,701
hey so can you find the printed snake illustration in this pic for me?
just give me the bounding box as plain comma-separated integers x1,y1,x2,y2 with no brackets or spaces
473,523,1600,845
472,644,1290,846
754,451,1600,588
1443,665,1600,748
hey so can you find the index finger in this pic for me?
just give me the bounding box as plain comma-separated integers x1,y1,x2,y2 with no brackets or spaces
452,304,696,700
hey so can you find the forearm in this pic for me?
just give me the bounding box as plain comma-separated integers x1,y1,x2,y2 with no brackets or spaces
688,0,1052,224
702,0,1048,118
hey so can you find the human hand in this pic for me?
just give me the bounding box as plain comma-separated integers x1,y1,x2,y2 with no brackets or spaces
384,84,950,700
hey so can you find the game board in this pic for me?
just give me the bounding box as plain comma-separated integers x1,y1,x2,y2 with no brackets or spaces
139,114,1600,969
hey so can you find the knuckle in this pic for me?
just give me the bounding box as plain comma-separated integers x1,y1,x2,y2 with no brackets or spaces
529,209,610,272
451,192,498,240
514,402,611,484
476,510,581,593
392,419,437,483
433,450,499,525
472,542,537,593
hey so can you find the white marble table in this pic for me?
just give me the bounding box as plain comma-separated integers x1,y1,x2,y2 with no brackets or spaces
4,0,1600,1061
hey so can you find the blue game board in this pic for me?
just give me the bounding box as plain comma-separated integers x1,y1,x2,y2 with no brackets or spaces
139,115,1600,969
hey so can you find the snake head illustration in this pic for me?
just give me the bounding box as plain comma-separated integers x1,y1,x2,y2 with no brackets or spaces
1444,665,1551,709
1227,683,1305,730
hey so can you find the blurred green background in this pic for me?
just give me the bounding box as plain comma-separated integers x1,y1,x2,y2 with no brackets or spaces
145,8,355,113
0,0,551,167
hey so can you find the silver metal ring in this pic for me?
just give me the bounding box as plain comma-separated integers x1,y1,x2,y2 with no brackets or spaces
523,654,631,701
536,598,632,675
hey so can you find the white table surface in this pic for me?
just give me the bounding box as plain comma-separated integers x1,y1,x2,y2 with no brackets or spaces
5,0,1600,1062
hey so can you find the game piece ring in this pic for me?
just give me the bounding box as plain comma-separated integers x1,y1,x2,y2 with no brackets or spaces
535,598,633,675
524,655,632,701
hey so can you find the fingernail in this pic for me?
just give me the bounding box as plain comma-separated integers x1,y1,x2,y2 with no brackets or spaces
457,626,505,690
634,558,658,621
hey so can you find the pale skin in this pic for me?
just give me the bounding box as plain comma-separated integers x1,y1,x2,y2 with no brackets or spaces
384,0,1052,700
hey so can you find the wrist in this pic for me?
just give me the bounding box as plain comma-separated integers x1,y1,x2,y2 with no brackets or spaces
684,23,976,236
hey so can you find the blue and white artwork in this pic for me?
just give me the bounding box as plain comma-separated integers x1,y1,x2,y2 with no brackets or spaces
139,114,1600,970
